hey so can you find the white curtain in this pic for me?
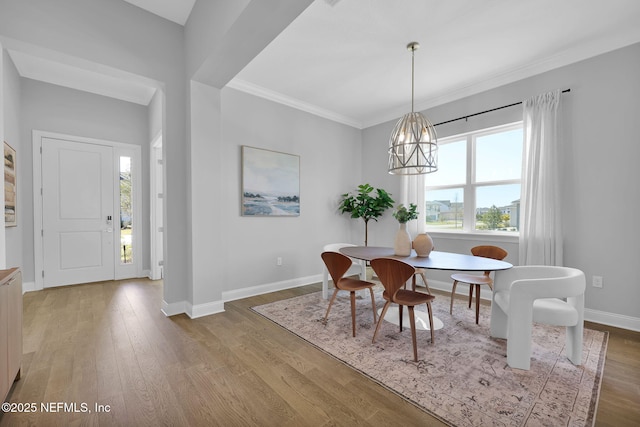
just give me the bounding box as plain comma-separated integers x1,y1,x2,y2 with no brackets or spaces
519,89,563,266
400,174,425,237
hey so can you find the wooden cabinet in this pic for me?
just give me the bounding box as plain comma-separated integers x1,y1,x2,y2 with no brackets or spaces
0,268,22,402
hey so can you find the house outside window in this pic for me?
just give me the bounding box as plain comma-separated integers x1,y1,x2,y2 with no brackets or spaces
424,122,523,233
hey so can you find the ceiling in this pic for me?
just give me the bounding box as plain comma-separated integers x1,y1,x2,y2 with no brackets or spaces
10,0,640,129
121,0,196,26
228,0,640,128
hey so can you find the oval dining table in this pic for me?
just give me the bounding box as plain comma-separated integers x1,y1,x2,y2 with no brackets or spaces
337,246,513,331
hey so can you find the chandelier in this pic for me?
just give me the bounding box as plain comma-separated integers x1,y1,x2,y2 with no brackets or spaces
388,42,438,175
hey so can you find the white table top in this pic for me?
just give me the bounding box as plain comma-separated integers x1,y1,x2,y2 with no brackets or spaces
340,246,512,271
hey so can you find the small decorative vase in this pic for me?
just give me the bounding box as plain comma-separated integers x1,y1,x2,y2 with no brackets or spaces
394,223,412,256
412,233,434,257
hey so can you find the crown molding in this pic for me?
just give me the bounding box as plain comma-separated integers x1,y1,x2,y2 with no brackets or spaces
226,78,363,129
365,31,640,129
230,30,640,131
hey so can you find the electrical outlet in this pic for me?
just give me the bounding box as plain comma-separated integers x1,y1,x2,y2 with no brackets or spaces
276,257,283,266
592,276,603,288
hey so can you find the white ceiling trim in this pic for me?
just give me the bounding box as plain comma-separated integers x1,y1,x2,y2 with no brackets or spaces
374,29,640,129
226,78,363,129
231,26,640,130
121,0,196,25
6,45,158,106
5,2,639,128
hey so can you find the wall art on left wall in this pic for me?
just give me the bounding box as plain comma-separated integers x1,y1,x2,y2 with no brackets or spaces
4,141,16,227
241,146,300,217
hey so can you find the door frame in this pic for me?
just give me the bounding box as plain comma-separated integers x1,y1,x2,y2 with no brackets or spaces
149,131,163,281
32,130,142,290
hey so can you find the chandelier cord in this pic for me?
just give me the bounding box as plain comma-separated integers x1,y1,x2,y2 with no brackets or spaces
411,47,415,113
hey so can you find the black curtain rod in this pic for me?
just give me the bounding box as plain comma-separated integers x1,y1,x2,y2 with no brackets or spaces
433,88,571,127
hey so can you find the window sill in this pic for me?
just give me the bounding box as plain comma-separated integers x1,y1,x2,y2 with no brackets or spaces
425,230,519,245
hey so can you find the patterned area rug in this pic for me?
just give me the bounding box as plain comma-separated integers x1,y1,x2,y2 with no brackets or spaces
252,287,608,427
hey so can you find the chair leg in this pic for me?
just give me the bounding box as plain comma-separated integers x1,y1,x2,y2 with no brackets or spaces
398,305,404,332
468,284,474,308
474,284,481,324
426,301,435,344
408,306,418,362
350,291,357,337
411,275,417,291
506,305,534,370
324,288,339,322
450,280,459,314
367,287,378,323
566,323,583,365
372,301,391,343
490,299,508,339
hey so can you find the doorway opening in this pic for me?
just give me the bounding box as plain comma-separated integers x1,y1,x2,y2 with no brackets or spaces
32,131,142,289
149,132,164,280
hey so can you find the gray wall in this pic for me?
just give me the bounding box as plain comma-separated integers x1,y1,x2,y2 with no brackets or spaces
0,0,188,305
3,50,21,268
19,79,150,282
362,43,640,321
220,88,363,291
0,0,313,312
1,0,638,325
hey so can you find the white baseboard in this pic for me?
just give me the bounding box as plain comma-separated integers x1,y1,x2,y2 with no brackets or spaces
221,274,323,303
26,273,637,332
162,299,224,319
161,299,188,317
160,274,323,319
22,280,38,293
584,308,640,332
426,279,640,332
187,300,225,319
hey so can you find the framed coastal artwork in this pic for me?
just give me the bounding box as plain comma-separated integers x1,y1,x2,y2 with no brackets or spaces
241,146,300,217
4,141,17,227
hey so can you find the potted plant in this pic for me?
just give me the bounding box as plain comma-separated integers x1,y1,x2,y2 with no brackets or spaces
338,184,394,246
392,203,418,224
392,203,418,256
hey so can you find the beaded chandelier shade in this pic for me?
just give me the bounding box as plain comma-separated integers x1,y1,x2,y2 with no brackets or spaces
388,42,438,175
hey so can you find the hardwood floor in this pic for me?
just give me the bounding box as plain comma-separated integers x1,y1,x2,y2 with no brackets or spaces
1,279,638,426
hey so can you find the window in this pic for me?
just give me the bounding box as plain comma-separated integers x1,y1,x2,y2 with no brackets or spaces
425,122,523,233
120,155,133,264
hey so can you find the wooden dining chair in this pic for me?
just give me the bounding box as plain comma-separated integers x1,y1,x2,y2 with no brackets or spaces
321,243,366,300
450,245,508,324
321,252,377,337
371,258,435,362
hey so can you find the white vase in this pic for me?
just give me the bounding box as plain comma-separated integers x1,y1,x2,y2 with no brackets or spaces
412,233,434,257
394,223,412,256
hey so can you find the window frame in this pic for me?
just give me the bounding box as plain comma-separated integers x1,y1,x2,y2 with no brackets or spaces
425,121,523,235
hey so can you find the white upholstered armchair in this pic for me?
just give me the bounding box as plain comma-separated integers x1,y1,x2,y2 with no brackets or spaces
321,243,366,299
490,265,586,370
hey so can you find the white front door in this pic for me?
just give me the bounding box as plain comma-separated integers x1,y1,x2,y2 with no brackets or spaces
41,137,115,287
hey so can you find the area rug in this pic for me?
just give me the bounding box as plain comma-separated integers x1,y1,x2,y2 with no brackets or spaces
252,287,608,427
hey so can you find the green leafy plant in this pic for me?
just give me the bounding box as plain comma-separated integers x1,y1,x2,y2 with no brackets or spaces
338,184,394,246
393,203,419,223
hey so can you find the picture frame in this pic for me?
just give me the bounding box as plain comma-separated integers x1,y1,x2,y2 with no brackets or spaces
241,146,300,217
4,141,17,227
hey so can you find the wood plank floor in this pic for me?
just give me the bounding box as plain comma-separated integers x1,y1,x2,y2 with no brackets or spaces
1,278,638,426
